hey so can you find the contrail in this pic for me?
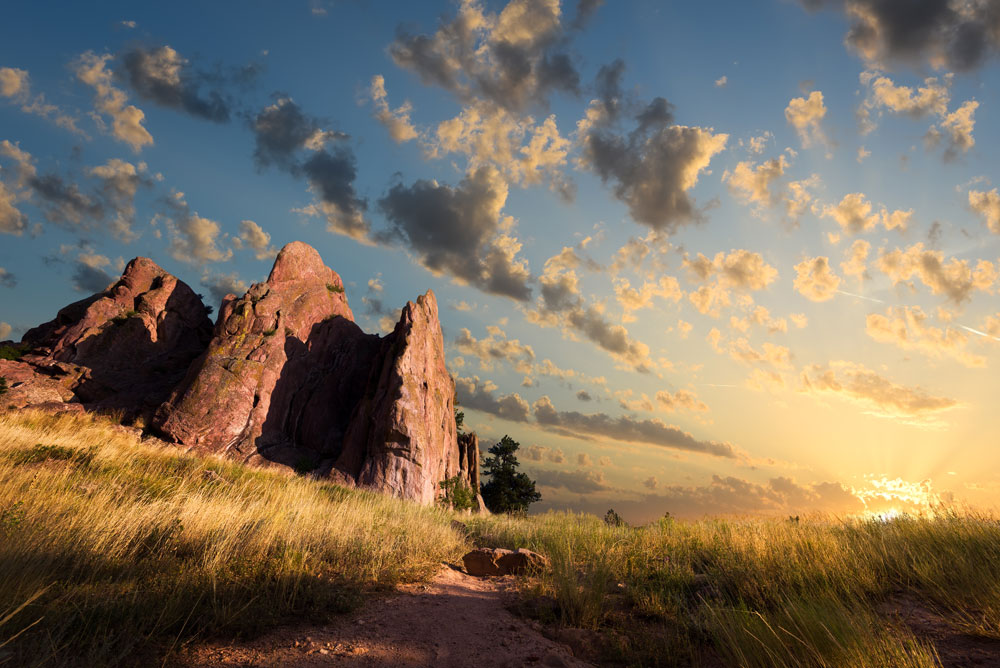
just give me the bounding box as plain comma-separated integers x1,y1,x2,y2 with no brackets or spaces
836,289,884,304
959,324,1000,342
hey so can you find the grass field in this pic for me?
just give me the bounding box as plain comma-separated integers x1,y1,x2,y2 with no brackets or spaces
1,409,998,667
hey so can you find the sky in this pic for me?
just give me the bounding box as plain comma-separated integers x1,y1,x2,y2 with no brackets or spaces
2,0,999,523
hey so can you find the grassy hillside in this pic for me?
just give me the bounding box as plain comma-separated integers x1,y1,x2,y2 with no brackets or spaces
2,409,999,667
0,410,464,667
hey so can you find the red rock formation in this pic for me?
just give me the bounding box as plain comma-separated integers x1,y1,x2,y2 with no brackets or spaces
336,292,459,504
2,257,212,416
3,241,474,506
153,241,468,504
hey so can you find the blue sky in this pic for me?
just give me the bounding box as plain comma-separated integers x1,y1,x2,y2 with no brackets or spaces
3,0,1000,521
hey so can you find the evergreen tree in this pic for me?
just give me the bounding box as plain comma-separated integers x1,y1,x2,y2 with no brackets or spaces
480,435,541,514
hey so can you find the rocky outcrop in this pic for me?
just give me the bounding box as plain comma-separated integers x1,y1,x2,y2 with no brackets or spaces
153,241,469,505
4,241,478,507
1,257,213,416
458,432,488,513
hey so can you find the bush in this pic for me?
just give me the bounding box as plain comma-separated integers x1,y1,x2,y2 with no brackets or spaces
326,283,344,294
0,376,7,397
0,343,29,361
439,475,476,511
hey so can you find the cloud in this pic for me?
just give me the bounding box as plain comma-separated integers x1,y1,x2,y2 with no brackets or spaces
820,192,912,234
793,256,841,301
232,219,277,260
0,67,28,98
969,188,1000,234
577,452,593,466
578,85,728,231
613,275,682,322
120,45,233,122
0,142,150,240
655,389,709,413
715,75,728,87
378,166,531,300
0,322,11,340
87,158,148,241
800,360,959,422
532,467,607,494
878,242,994,303
857,70,976,159
388,0,583,111
71,251,115,293
455,375,532,422
683,249,779,317
785,90,828,149
532,395,738,458
0,66,85,135
841,239,871,283
0,267,15,288
576,390,592,402
866,305,986,368
253,98,369,240
369,74,418,142
200,271,249,305
722,155,819,224
74,51,153,151
454,325,536,372
0,178,27,235
163,191,233,265
526,247,653,370
431,100,573,197
799,0,1000,72
684,249,779,291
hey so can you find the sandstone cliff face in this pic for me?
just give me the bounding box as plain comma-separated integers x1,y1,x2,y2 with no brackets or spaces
152,241,375,461
3,241,476,506
1,257,212,415
152,241,468,504
337,292,459,504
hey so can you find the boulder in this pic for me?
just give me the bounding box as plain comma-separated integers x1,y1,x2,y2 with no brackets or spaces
462,548,549,576
3,257,213,417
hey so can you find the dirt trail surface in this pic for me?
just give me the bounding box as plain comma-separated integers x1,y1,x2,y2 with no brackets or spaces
878,594,1000,668
176,566,594,668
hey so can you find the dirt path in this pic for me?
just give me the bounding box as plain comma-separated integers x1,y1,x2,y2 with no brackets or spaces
176,565,593,668
878,595,1000,668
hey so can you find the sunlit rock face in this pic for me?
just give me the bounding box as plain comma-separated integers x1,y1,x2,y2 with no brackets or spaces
153,241,465,504
2,256,213,416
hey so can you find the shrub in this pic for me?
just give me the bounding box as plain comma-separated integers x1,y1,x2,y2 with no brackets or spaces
0,343,29,361
0,376,7,397
439,475,476,511
326,283,344,294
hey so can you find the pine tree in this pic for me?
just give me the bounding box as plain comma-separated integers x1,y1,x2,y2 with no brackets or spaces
480,435,541,514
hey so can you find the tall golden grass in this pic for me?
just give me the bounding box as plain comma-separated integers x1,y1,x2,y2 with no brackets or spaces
0,409,464,666
467,509,1000,666
3,408,999,667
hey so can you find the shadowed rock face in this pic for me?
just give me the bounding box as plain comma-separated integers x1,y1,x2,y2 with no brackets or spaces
1,257,213,415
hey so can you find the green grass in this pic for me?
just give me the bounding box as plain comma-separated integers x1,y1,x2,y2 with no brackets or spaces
0,410,465,667
326,282,344,294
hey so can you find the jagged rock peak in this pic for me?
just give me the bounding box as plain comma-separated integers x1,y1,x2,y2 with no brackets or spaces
6,256,213,416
